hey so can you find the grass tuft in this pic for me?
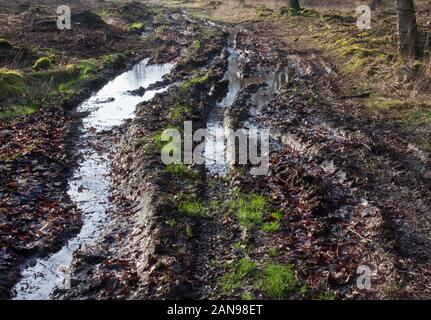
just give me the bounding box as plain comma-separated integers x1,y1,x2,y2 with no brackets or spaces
178,199,206,217
220,258,257,291
260,264,297,299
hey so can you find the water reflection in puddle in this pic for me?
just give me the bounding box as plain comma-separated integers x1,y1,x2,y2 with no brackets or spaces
205,48,288,176
13,60,173,300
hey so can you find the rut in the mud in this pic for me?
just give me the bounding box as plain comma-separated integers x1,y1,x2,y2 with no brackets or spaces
13,60,173,300
3,1,430,301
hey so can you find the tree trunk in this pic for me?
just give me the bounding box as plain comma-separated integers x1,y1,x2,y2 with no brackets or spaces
288,0,301,11
370,0,382,10
396,0,421,59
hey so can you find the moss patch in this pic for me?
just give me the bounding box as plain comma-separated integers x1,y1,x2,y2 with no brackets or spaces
127,22,145,33
33,57,52,71
180,73,210,91
170,98,192,120
0,69,26,99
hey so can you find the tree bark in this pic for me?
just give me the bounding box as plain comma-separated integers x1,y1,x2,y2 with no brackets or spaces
396,0,421,59
288,0,301,11
370,0,382,10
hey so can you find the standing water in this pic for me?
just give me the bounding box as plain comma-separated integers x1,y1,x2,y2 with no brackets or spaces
205,47,288,176
13,59,173,300
205,48,241,175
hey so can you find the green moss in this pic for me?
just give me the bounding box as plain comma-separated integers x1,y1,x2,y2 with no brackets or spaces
180,74,210,91
280,6,317,17
0,69,26,99
260,264,297,299
321,14,356,24
127,22,145,32
100,53,128,69
363,95,404,110
191,40,201,50
339,44,380,58
341,56,372,74
315,292,336,300
32,59,98,94
256,6,275,18
404,109,431,125
170,98,192,120
33,57,52,71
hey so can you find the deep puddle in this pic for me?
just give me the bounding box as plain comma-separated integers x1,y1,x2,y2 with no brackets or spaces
13,60,173,300
205,48,288,176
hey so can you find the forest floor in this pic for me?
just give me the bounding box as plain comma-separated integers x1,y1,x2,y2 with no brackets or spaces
1,0,430,300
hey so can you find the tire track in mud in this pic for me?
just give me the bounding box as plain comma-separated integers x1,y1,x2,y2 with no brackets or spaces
21,11,430,300
13,59,174,300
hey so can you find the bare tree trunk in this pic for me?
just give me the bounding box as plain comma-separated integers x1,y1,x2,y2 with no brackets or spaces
288,0,301,11
396,0,421,59
370,0,382,10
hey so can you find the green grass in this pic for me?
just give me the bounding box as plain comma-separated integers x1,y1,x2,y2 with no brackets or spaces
166,218,177,229
165,163,199,180
260,264,297,299
185,224,193,238
153,131,165,151
178,199,206,217
241,291,253,300
32,59,98,94
170,98,192,120
100,53,128,69
315,292,336,300
220,258,257,291
0,105,36,118
271,211,284,221
261,221,280,232
236,194,267,229
268,246,278,258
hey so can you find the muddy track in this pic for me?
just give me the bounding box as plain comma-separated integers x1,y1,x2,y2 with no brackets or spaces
5,4,430,300
62,19,430,299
